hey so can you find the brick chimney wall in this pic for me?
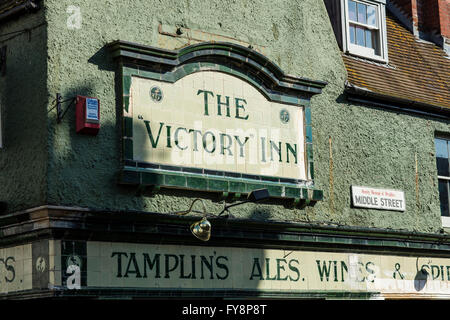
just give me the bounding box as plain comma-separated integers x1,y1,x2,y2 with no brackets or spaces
389,0,450,55
419,0,440,34
438,0,450,40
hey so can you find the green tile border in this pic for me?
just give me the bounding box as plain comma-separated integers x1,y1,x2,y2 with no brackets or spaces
118,168,323,207
123,138,133,160
123,117,133,138
111,40,326,203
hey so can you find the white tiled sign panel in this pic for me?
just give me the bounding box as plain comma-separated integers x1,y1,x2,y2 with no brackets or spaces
130,71,306,180
0,244,32,294
86,241,450,296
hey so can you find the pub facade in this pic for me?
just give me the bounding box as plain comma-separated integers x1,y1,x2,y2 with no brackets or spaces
0,0,449,299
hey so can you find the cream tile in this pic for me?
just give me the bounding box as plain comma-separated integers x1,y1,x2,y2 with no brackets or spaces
87,241,100,258
22,273,32,291
100,262,112,287
88,256,100,273
23,258,32,277
174,247,195,289
378,255,405,294
23,244,32,261
290,251,308,291
243,248,266,290
306,252,333,291
53,270,62,287
191,73,205,91
87,271,101,287
14,245,24,261
230,248,246,290
99,242,112,258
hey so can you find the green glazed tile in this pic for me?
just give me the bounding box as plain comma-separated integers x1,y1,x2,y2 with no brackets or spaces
285,187,300,198
122,67,137,77
306,144,314,161
123,117,133,138
122,76,131,95
266,185,283,197
305,125,313,143
123,96,130,114
246,183,265,193
138,69,161,80
187,177,207,190
142,172,164,186
208,179,228,191
198,62,216,70
161,72,175,83
165,174,187,187
281,95,298,105
301,188,308,199
123,138,133,160
120,170,140,184
304,107,312,125
229,181,246,193
309,162,315,180
183,63,200,75
172,67,187,82
219,64,231,73
299,98,310,107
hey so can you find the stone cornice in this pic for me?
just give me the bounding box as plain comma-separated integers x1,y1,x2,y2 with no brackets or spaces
1,206,450,256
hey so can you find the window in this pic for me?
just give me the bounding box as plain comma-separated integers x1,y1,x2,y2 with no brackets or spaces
342,0,388,62
435,137,450,227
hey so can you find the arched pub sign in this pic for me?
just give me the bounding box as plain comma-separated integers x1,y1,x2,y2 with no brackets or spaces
108,41,327,206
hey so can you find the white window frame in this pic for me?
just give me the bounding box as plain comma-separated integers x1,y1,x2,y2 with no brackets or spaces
436,137,450,228
341,0,388,63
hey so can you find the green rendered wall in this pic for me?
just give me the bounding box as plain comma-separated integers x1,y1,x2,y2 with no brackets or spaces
0,10,47,212
43,0,448,233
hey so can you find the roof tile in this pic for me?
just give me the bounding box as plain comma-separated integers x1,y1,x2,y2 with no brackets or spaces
343,12,450,110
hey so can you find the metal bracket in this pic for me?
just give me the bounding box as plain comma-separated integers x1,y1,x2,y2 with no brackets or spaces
56,93,76,123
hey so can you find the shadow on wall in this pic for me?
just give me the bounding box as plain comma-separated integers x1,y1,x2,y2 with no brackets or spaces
56,46,306,298
88,44,116,72
52,46,308,215
249,206,272,221
337,91,450,125
0,28,48,212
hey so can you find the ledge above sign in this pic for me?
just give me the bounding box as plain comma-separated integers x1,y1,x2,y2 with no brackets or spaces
108,40,327,207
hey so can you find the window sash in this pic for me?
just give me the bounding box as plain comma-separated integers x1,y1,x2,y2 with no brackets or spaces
348,0,379,28
342,0,387,62
349,20,379,31
436,137,450,224
438,179,450,217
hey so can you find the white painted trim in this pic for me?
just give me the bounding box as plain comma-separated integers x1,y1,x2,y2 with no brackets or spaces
380,2,389,62
348,43,381,60
349,20,379,30
342,0,388,63
341,0,349,53
442,216,450,228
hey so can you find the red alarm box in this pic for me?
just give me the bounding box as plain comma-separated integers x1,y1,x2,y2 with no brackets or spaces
75,95,100,135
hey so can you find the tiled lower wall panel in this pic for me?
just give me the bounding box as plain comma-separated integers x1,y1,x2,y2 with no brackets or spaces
3,239,450,298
